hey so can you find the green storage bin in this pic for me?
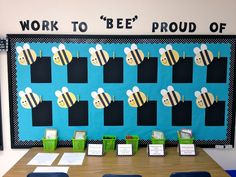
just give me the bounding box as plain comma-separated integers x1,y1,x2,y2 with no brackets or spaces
151,137,165,144
103,135,116,152
72,138,86,152
125,135,139,153
177,133,194,144
42,138,58,152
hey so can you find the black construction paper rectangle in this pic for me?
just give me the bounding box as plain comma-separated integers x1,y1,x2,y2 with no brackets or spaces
32,101,52,126
137,101,157,126
104,101,123,126
207,58,227,83
68,57,88,83
172,57,193,83
31,57,51,83
104,58,123,83
172,101,192,126
205,101,225,126
138,58,157,83
69,101,88,126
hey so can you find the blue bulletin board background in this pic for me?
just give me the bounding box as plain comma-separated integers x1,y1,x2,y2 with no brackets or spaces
7,35,236,148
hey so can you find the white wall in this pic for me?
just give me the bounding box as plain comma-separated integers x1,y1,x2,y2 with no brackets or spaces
0,0,236,176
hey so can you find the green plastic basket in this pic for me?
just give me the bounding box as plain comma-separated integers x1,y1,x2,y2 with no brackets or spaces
72,137,86,152
125,135,139,153
151,137,165,144
42,138,58,152
177,133,194,144
103,135,116,152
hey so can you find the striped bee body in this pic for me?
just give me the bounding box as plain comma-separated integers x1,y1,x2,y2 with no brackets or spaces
16,44,37,66
89,44,110,66
52,44,73,66
195,87,215,109
55,87,77,109
124,44,144,66
91,88,112,109
194,44,214,66
19,87,40,109
161,86,181,107
127,86,147,108
94,50,109,66
159,44,179,66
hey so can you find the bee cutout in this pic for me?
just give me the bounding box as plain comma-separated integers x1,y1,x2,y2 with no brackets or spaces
126,86,147,108
193,44,214,66
51,44,73,66
159,44,179,66
160,86,181,107
124,44,144,66
19,87,40,109
16,43,37,65
55,87,77,108
91,88,112,109
89,44,110,66
194,87,215,109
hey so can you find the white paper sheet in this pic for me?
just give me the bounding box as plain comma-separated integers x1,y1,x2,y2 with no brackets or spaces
34,166,69,173
27,153,59,166
58,153,85,165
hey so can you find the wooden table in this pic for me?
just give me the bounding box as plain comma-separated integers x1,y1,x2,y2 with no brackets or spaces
3,147,229,177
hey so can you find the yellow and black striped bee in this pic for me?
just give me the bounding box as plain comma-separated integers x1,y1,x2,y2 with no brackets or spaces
91,88,112,109
194,87,215,109
193,44,214,66
55,87,77,108
159,44,179,66
16,43,37,65
126,86,147,107
52,44,73,66
124,44,144,66
160,86,181,107
89,44,110,66
19,87,40,109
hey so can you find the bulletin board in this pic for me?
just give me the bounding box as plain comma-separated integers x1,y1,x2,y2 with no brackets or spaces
7,34,236,148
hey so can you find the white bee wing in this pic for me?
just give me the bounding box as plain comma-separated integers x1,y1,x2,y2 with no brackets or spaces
167,85,174,92
62,87,69,93
126,90,133,97
23,43,30,50
19,91,25,98
52,47,59,54
131,44,138,50
132,86,139,93
55,90,62,97
89,47,96,54
91,91,98,98
160,89,167,96
166,44,173,51
159,48,166,55
25,87,32,94
124,47,131,54
194,91,201,98
96,44,103,51
16,46,23,54
201,44,207,50
193,47,201,54
98,88,104,94
201,87,208,93
59,43,66,50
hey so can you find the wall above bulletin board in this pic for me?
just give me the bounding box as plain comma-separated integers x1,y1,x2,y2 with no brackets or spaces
7,34,236,148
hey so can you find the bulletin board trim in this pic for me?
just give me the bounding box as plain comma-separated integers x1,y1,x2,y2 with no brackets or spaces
7,34,236,149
